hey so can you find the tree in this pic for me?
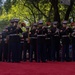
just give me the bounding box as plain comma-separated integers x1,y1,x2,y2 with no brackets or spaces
0,0,75,27
0,0,3,15
65,0,75,20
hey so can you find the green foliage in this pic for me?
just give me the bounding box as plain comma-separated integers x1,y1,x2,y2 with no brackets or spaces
0,20,9,31
0,0,74,30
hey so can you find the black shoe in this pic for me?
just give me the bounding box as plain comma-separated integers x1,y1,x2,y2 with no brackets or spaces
23,60,26,62
66,59,71,62
15,60,20,63
52,60,55,62
42,59,47,62
37,60,40,63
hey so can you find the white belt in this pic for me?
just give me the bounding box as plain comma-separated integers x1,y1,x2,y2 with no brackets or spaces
20,41,24,43
54,35,59,36
21,39,24,41
62,35,69,37
46,38,50,39
37,35,46,37
30,37,37,39
9,34,19,36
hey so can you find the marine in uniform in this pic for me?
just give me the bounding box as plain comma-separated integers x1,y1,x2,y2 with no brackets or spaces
8,18,22,62
71,22,75,61
7,19,16,62
51,21,60,61
29,23,37,62
23,26,30,61
2,27,9,62
37,20,47,62
20,22,26,61
46,22,52,61
60,21,71,62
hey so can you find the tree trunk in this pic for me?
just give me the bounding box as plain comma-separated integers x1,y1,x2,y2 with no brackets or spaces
47,5,53,22
51,0,61,27
65,0,74,20
53,4,60,23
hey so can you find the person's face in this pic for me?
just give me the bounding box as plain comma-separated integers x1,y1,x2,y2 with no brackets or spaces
73,26,75,28
39,24,42,28
14,22,18,26
32,26,36,30
62,24,66,27
26,28,29,31
72,23,75,28
47,23,51,26
10,22,14,26
5,29,8,32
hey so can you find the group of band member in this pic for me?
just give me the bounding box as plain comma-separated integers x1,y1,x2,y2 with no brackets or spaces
0,18,75,63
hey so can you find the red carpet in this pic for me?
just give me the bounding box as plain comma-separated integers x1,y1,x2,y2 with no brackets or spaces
0,62,75,75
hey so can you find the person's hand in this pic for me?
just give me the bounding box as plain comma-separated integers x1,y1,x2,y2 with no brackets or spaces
36,29,39,33
45,33,47,36
26,38,28,41
29,32,31,34
60,30,63,32
48,29,51,32
42,26,45,29
34,33,37,35
66,26,69,29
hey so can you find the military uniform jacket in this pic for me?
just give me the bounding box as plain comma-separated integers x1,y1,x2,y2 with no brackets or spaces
23,31,29,42
60,27,71,38
60,27,71,44
29,29,37,39
51,27,60,38
37,27,48,37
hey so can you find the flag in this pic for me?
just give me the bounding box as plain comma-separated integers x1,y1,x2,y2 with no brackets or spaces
60,0,71,5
